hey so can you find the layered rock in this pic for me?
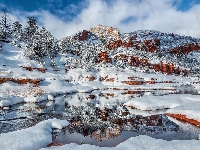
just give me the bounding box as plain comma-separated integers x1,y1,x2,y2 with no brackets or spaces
20,66,46,73
0,77,40,86
60,25,200,76
166,113,200,127
90,24,121,41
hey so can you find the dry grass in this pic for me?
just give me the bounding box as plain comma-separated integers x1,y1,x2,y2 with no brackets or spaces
1,86,46,97
22,86,46,97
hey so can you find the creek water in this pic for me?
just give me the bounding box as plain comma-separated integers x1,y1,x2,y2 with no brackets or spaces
0,90,200,147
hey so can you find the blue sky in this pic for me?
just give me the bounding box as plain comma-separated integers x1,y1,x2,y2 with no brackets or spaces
0,0,200,39
176,0,200,11
1,0,199,20
0,0,86,21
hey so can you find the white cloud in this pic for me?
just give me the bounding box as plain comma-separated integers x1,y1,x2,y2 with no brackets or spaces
6,0,200,39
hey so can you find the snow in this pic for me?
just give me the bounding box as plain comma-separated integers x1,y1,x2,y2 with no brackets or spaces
81,81,108,90
126,107,167,117
0,119,69,150
1,40,200,149
0,96,23,107
39,78,77,95
40,135,200,150
1,118,200,150
167,102,200,122
124,94,200,111
24,94,48,103
74,85,94,93
0,94,51,108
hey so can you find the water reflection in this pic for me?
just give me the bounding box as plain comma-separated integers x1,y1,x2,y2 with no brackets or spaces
55,130,141,147
0,92,178,135
0,89,197,147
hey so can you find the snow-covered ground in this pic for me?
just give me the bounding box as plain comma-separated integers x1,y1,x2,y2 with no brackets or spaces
42,135,200,150
0,118,199,150
1,43,200,149
0,118,69,150
124,94,200,110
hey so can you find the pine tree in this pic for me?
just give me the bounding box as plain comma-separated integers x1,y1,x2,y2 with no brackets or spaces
39,26,58,59
23,17,38,44
12,21,22,47
26,26,59,66
80,43,98,70
23,17,39,60
59,39,70,54
0,12,12,43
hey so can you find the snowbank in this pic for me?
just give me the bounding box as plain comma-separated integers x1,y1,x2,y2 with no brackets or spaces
0,119,69,150
0,96,23,107
24,94,48,103
40,135,200,150
124,94,200,110
1,117,200,150
166,102,200,123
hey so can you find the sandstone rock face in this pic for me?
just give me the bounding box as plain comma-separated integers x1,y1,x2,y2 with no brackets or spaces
166,113,200,127
121,90,142,94
60,25,200,76
96,51,112,64
73,30,89,41
106,38,160,52
105,78,114,82
122,81,143,85
146,81,155,84
106,40,122,50
90,24,121,41
86,76,95,81
20,66,46,73
170,43,200,55
113,54,187,75
0,78,40,86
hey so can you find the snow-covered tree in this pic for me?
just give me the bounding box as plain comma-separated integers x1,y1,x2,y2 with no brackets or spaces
59,39,73,54
37,26,59,58
0,12,12,43
12,21,22,47
23,17,38,44
64,56,82,70
25,26,59,66
22,17,38,59
80,43,98,70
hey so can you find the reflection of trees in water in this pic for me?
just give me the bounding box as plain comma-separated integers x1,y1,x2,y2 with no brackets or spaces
0,100,178,140
62,105,178,141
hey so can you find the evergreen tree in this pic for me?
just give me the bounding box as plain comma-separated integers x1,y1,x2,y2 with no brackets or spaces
23,17,38,44
12,21,22,47
39,26,59,59
23,17,39,61
26,26,59,66
0,12,12,43
80,43,98,70
59,39,70,54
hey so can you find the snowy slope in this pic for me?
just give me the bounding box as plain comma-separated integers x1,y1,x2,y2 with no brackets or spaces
1,25,200,149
